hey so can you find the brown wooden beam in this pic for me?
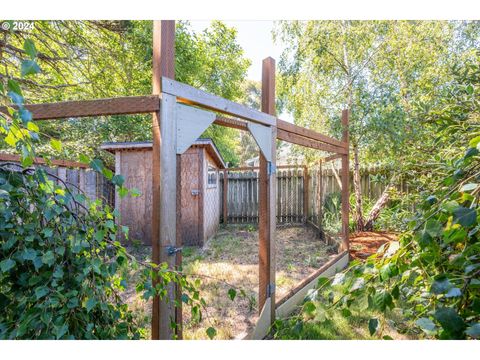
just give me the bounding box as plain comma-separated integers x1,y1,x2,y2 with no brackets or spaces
322,154,342,163
258,57,276,327
277,128,348,155
0,96,159,121
277,118,347,149
152,20,177,340
0,153,88,169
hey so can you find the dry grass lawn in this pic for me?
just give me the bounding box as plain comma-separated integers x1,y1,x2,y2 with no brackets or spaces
122,224,338,339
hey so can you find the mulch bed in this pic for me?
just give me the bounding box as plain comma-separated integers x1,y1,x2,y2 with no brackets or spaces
349,231,399,260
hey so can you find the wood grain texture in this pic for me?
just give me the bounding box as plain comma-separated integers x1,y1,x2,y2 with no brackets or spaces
277,129,348,155
162,77,276,126
258,57,277,326
277,118,347,149
0,96,159,121
152,20,176,340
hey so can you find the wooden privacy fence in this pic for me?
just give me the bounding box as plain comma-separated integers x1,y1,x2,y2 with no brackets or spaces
220,164,399,224
0,154,115,207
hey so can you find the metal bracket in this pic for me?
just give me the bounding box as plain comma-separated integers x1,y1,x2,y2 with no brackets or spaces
267,161,276,176
166,246,183,256
175,103,216,154
247,122,273,162
266,283,276,298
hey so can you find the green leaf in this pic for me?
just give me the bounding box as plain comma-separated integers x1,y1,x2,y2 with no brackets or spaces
35,286,49,300
21,59,41,77
90,159,103,172
445,287,462,298
206,326,217,339
431,277,453,294
27,121,39,132
372,290,393,311
425,219,443,237
434,307,465,337
466,323,480,339
41,251,55,267
453,206,477,228
303,301,316,315
368,318,379,336
94,230,105,241
464,147,479,159
23,39,37,59
130,188,142,197
85,298,97,313
227,288,237,301
50,138,62,152
416,317,436,333
55,323,69,339
460,183,478,192
7,79,22,96
118,186,129,199
0,258,15,273
111,174,125,187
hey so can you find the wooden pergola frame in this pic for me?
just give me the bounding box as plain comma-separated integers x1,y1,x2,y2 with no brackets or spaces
1,20,349,340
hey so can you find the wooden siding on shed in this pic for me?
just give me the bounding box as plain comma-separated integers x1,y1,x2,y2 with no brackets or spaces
202,149,221,242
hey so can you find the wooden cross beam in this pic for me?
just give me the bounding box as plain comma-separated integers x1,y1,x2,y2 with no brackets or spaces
0,96,159,120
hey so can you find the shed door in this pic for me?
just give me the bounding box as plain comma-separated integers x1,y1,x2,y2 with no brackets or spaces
181,151,200,245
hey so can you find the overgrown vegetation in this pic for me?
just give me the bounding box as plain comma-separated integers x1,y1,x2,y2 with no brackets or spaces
0,36,208,339
273,51,480,340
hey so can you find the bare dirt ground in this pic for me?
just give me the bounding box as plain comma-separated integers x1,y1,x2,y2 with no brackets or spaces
122,225,338,339
349,231,399,260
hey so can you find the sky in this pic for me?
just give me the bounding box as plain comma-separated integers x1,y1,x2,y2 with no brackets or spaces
189,21,285,81
189,20,293,123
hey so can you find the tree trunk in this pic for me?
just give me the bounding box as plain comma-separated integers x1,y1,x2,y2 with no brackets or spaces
364,183,393,231
352,143,365,231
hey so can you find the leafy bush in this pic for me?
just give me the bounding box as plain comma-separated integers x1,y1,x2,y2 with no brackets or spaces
0,166,144,339
273,53,480,341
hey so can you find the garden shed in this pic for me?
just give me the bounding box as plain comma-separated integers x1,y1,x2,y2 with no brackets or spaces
101,138,225,246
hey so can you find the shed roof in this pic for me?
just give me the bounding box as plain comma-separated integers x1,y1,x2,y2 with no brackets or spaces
101,138,226,169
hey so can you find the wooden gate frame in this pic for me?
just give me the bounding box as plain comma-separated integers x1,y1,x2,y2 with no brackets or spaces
0,20,349,340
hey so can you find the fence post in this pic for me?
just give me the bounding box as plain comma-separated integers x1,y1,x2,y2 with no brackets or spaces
152,20,179,340
341,109,350,253
223,170,228,223
259,57,276,326
303,166,309,223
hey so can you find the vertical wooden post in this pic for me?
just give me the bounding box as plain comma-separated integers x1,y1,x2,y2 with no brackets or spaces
340,109,350,253
259,57,276,325
223,170,228,223
152,20,177,340
317,162,324,239
303,166,309,223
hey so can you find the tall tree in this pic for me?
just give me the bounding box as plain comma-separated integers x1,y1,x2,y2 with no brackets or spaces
0,20,250,165
274,20,479,230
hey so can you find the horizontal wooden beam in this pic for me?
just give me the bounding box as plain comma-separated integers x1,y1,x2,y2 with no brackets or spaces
0,153,88,168
161,77,276,126
276,251,349,308
214,116,248,131
277,129,347,155
277,119,346,149
322,154,343,163
0,95,160,121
